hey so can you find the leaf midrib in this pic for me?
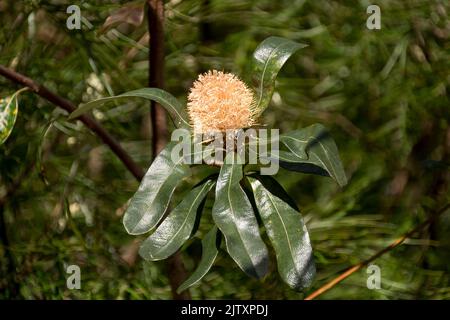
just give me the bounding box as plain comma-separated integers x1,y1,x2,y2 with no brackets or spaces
281,133,341,181
125,91,190,127
0,93,19,142
264,189,300,275
226,164,257,273
79,90,190,127
152,181,211,257
256,41,292,109
132,156,187,232
317,139,339,180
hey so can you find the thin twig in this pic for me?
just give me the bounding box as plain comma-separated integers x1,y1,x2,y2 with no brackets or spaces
304,203,450,300
147,0,191,300
148,0,168,155
0,65,144,181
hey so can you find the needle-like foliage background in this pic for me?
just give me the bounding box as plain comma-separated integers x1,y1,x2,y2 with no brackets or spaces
0,0,449,299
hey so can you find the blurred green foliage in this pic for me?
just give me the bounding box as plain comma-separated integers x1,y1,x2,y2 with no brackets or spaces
0,0,449,299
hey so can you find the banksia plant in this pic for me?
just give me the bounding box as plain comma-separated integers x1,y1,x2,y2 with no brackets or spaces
70,37,347,292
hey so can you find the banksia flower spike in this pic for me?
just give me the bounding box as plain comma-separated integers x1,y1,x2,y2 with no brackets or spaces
187,70,256,134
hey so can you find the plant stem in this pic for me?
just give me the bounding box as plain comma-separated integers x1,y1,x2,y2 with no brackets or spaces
0,65,145,181
304,203,450,300
147,0,191,300
148,0,168,155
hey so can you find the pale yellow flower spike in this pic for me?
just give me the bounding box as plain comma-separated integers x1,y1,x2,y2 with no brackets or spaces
187,70,256,134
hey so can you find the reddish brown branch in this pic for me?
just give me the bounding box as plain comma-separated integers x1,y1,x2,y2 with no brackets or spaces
147,0,191,300
304,203,450,300
148,0,168,155
0,7,192,296
0,65,144,181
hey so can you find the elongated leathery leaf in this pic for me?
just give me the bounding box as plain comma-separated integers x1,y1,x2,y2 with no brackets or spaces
177,226,221,293
247,173,299,211
263,124,347,186
0,89,26,145
123,142,190,235
249,177,315,290
212,152,269,278
139,180,215,261
69,88,190,128
280,124,347,186
250,36,307,117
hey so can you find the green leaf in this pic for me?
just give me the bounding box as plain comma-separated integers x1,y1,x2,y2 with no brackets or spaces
249,177,315,291
247,173,299,211
276,151,331,177
250,36,307,117
69,88,190,128
212,153,269,278
0,90,24,145
139,179,215,261
176,226,220,293
266,124,347,186
123,142,190,235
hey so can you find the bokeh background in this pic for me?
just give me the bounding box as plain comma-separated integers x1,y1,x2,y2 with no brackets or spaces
0,0,449,299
